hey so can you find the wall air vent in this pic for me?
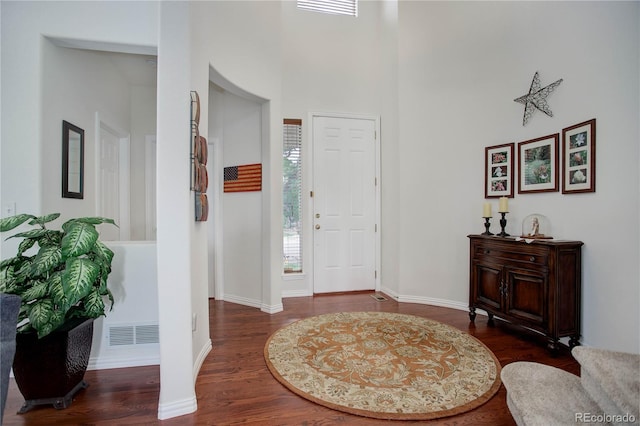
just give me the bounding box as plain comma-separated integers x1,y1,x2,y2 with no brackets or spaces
108,324,159,347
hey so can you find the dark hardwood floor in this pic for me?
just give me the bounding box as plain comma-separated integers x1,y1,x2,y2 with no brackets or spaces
3,292,580,425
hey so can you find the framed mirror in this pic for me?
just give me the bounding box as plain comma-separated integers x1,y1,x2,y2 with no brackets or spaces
62,120,84,199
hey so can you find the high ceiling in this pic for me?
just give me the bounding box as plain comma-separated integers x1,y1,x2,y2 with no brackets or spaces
94,51,157,87
49,37,157,88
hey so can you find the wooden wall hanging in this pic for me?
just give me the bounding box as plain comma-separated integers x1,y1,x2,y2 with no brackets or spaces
191,91,208,221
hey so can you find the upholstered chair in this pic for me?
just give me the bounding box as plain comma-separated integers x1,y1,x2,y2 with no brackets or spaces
1,293,21,424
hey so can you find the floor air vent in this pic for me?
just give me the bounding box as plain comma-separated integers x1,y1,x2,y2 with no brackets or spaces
109,324,159,346
371,293,387,302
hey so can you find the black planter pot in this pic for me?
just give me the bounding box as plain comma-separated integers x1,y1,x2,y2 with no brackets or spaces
12,318,94,413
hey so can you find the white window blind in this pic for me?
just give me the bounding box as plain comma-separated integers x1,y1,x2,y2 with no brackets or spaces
297,0,358,17
283,119,303,273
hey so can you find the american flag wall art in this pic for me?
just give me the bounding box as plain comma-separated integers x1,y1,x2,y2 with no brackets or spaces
224,163,262,193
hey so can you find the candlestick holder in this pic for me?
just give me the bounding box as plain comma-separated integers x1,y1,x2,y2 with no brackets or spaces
482,217,493,235
497,212,510,237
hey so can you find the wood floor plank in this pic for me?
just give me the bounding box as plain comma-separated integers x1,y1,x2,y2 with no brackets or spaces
3,293,579,425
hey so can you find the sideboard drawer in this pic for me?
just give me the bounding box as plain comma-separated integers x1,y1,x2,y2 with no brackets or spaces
473,244,548,266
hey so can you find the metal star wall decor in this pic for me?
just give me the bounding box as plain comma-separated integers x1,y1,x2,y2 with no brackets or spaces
514,71,563,126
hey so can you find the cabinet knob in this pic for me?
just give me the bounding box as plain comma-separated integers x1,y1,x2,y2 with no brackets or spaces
530,256,535,262
485,249,491,254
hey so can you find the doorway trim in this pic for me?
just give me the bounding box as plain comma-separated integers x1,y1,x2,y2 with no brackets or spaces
307,111,381,295
145,134,157,240
95,112,131,240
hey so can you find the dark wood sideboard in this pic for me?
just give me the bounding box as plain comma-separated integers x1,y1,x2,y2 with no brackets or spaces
468,235,583,352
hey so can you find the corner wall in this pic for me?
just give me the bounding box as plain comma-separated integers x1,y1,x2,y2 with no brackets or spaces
156,1,199,419
1,1,211,420
190,0,284,313
277,0,638,353
280,0,398,296
209,87,264,307
40,41,131,220
1,0,158,227
395,1,639,353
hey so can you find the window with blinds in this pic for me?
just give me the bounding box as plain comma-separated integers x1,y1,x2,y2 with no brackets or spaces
283,119,303,273
297,0,358,17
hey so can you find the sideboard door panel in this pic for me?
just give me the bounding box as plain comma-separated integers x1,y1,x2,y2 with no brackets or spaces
505,268,546,327
475,262,502,311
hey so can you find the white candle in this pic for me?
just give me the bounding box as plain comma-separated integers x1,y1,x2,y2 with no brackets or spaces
483,203,492,218
498,197,509,213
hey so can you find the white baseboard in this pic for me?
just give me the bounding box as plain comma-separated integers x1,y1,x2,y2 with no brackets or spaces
223,294,262,309
193,338,212,383
379,285,399,300
261,302,284,314
378,288,490,317
282,289,312,298
157,395,197,420
396,294,469,312
222,293,284,314
88,353,159,370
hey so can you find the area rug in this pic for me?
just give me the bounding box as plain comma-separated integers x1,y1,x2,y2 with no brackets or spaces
264,311,501,420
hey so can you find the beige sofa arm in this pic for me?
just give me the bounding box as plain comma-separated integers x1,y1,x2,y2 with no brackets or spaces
572,346,640,422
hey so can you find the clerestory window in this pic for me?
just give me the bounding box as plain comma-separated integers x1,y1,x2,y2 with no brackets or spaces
297,0,358,17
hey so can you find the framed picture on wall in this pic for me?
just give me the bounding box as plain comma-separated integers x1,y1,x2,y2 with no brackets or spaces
517,133,559,194
485,143,514,198
62,120,84,199
562,118,596,194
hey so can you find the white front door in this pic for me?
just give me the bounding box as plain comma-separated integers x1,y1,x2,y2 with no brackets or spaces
313,116,377,293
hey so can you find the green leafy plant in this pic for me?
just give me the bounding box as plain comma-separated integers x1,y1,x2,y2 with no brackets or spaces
0,213,117,338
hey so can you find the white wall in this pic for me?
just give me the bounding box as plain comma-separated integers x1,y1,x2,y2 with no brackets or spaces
280,0,395,296
131,84,158,240
377,0,401,300
90,242,159,370
277,0,638,353
395,1,639,353
41,41,131,221
155,1,203,419
1,0,158,224
1,1,212,420
208,84,225,300
2,6,638,424
189,24,214,389
191,0,284,313
40,40,157,240
209,88,264,306
30,22,161,370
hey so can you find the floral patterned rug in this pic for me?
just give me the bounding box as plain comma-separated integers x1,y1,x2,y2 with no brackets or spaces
264,312,501,420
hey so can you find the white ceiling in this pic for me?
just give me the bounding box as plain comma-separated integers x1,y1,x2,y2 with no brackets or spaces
50,37,157,87
97,51,157,87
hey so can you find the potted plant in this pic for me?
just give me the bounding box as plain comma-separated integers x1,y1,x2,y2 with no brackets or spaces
0,213,117,413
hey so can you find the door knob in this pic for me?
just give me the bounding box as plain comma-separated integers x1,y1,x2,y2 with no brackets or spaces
315,224,321,230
